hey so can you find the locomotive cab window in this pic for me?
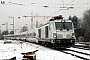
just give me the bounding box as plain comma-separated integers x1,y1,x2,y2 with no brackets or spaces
55,22,72,30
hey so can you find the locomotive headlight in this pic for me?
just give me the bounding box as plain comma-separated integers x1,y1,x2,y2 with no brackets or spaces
72,36,75,38
71,33,75,38
53,33,57,38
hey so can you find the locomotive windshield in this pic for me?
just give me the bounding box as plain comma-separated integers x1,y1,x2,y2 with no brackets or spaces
55,22,72,30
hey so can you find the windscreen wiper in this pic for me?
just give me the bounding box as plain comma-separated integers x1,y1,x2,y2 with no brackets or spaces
60,23,69,31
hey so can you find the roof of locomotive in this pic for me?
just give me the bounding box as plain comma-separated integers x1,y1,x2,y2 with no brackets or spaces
49,15,72,22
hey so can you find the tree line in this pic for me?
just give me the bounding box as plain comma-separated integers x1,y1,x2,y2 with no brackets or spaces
69,9,90,42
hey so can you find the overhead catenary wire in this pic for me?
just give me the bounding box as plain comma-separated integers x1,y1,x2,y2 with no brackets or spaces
0,0,90,26
37,0,90,24
50,0,76,16
0,0,54,28
68,0,90,17
22,0,54,26
50,0,90,16
65,0,76,7
71,0,82,6
1,1,55,17
0,0,89,17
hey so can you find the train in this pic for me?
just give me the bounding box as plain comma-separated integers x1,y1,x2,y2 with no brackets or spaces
4,15,76,48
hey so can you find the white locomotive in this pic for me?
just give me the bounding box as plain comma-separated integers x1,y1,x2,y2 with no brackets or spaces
5,15,75,48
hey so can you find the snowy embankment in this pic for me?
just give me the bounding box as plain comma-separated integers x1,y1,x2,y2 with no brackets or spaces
0,40,81,60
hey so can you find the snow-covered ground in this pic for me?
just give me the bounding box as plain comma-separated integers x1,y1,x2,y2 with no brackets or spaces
0,40,85,60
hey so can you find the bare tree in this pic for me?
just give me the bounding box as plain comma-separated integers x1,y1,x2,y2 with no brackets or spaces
82,9,90,42
20,26,28,33
68,15,78,28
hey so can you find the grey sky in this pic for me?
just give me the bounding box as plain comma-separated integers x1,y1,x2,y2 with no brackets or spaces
0,0,90,31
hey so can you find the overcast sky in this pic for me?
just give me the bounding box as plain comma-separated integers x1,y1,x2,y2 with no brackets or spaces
0,0,90,31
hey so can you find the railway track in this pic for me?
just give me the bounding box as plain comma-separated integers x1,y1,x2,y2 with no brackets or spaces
74,42,90,50
72,45,90,50
61,51,90,60
37,42,90,60
59,47,90,60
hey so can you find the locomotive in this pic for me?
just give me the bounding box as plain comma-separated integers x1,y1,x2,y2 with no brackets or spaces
5,15,75,48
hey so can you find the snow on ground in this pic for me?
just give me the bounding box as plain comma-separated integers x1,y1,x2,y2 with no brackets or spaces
0,40,82,60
